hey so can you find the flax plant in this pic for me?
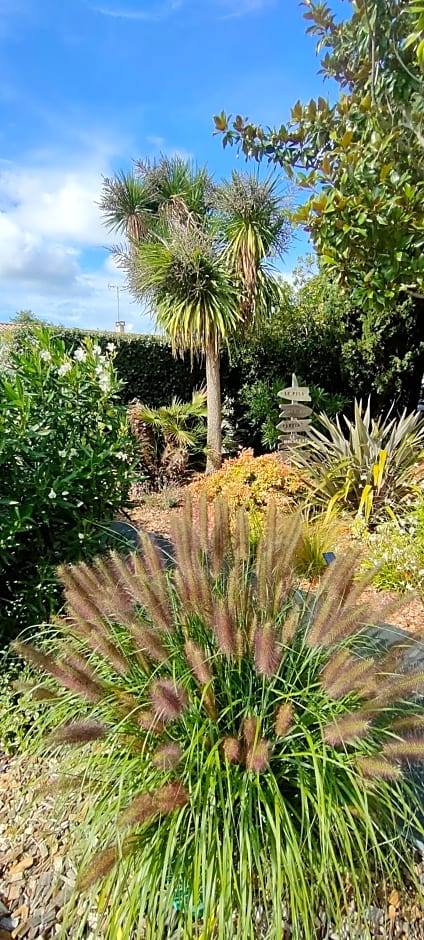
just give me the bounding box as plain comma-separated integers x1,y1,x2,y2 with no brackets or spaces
14,496,424,939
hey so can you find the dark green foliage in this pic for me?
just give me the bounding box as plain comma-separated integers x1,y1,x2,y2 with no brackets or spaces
0,328,135,641
54,328,205,407
15,500,424,939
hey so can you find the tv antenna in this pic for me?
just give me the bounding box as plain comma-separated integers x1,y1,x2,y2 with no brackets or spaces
108,283,126,332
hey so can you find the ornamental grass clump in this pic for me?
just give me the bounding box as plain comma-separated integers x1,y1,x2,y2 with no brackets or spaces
14,496,424,940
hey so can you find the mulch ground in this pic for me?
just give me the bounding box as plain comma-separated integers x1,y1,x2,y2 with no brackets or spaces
1,491,424,938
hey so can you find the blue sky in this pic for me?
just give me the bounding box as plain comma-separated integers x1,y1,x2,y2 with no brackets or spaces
0,0,345,333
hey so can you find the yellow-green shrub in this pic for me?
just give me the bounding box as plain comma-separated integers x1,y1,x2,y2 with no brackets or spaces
190,449,305,529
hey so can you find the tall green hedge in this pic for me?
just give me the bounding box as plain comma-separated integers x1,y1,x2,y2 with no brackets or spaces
51,328,205,406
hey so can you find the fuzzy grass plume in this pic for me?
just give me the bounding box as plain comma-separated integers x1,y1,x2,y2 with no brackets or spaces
13,496,424,940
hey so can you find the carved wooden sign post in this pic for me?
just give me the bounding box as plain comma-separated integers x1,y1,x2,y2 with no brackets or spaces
277,373,312,449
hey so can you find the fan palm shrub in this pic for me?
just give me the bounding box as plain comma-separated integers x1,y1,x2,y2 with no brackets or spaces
293,399,424,523
128,389,207,490
14,498,424,939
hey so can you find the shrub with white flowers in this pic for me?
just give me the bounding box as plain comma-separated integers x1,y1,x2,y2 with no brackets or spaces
0,327,136,640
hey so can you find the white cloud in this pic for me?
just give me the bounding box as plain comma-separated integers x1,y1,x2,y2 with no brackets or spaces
0,143,157,333
90,0,272,21
0,256,156,333
218,0,274,16
0,213,82,292
0,164,109,247
90,0,183,21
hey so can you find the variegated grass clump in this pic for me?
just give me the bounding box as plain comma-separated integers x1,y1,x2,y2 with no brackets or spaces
14,496,424,940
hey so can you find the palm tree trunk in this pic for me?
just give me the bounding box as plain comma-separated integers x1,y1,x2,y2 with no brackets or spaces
205,341,222,473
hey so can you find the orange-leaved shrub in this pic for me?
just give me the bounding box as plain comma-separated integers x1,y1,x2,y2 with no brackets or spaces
13,496,424,940
190,448,305,530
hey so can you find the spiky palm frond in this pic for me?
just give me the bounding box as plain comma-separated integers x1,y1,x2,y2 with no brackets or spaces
292,399,424,523
99,171,155,242
124,223,241,355
216,171,290,319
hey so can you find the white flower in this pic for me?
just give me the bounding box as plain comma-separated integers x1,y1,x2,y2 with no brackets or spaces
69,447,77,457
115,451,127,460
62,490,69,496
58,362,72,376
58,449,67,458
78,532,85,541
73,347,86,362
40,349,52,362
97,370,112,392
48,489,56,499
106,342,116,352
93,344,101,355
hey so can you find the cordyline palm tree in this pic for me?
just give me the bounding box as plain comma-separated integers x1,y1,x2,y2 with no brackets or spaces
99,157,290,471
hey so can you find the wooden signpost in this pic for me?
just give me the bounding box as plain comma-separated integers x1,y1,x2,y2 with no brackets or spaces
277,374,312,451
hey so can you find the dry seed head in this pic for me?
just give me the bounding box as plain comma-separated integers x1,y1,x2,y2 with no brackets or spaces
321,651,376,700
323,712,371,747
137,709,166,734
245,738,271,773
383,735,424,762
198,491,209,553
120,781,189,828
306,552,360,648
196,567,214,623
233,507,250,563
12,641,103,704
321,603,375,649
263,499,278,586
391,713,424,733
55,663,104,703
370,669,424,709
254,622,282,678
242,715,260,747
185,640,213,687
131,553,173,631
149,678,189,722
172,509,194,573
213,598,237,657
135,625,169,664
61,579,105,631
78,844,120,890
210,496,230,577
114,691,141,716
151,743,183,771
235,628,245,659
139,531,166,580
66,608,130,676
356,756,402,781
77,837,134,891
48,720,108,746
275,702,295,737
222,736,241,764
13,683,59,702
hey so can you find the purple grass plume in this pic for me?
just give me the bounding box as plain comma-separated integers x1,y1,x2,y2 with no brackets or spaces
222,736,242,764
119,781,189,828
355,755,401,781
254,622,282,678
275,702,295,737
149,678,189,722
245,738,271,773
151,743,183,771
48,720,108,746
323,712,371,747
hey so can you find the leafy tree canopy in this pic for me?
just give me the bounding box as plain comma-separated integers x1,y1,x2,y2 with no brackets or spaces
215,0,424,311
